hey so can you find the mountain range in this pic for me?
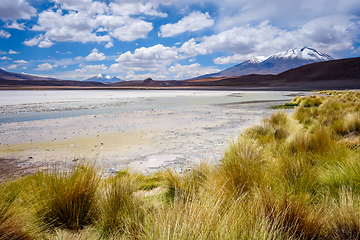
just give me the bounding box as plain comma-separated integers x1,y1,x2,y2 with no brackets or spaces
195,47,334,79
131,56,360,90
0,68,105,87
85,74,123,83
1,47,359,90
0,68,58,81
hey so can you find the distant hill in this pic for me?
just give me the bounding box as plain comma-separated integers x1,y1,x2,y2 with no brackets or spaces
0,79,106,87
189,57,360,90
85,74,123,83
194,47,334,79
0,68,59,81
269,56,360,89
0,69,105,87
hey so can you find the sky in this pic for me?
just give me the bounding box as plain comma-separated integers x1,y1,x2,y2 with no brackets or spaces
0,0,359,81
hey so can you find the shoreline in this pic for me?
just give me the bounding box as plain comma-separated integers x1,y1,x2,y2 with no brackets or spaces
0,85,334,91
0,101,289,175
0,90,301,175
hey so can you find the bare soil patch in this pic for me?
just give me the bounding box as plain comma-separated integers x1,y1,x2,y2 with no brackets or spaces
0,157,45,180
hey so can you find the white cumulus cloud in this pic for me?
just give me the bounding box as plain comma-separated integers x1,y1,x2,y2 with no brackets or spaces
86,48,106,61
110,44,178,72
110,18,153,41
109,2,167,17
298,15,360,52
23,35,44,46
168,63,219,79
38,38,54,48
0,0,36,20
13,60,28,63
1,56,12,60
35,63,56,71
5,21,25,30
25,1,161,47
7,64,17,69
213,55,244,65
198,21,285,56
32,9,111,44
75,64,108,72
159,11,214,37
179,38,212,57
8,50,19,54
105,42,114,48
0,30,11,39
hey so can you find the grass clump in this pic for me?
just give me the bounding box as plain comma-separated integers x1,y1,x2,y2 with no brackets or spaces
271,95,323,110
258,191,324,239
271,102,299,109
325,190,360,240
245,111,297,146
136,172,164,190
161,164,208,203
0,182,37,240
33,165,100,231
343,112,360,133
286,126,334,155
220,136,265,195
97,172,144,238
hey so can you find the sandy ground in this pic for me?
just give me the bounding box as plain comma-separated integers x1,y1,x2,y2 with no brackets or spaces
0,91,301,175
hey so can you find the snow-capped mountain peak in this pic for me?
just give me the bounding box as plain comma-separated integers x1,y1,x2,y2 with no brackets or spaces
85,74,123,83
270,47,333,62
192,47,334,79
248,56,268,64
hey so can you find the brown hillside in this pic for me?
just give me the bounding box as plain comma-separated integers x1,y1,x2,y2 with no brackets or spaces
274,57,360,82
0,79,105,87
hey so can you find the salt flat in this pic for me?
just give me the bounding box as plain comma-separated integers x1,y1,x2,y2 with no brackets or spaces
0,90,307,174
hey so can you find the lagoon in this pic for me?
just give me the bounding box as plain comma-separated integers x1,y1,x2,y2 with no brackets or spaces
0,90,298,124
0,90,309,173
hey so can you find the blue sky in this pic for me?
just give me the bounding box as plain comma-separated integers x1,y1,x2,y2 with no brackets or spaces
0,0,360,81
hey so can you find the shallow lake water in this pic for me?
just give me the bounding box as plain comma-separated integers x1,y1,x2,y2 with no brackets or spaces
0,90,300,123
